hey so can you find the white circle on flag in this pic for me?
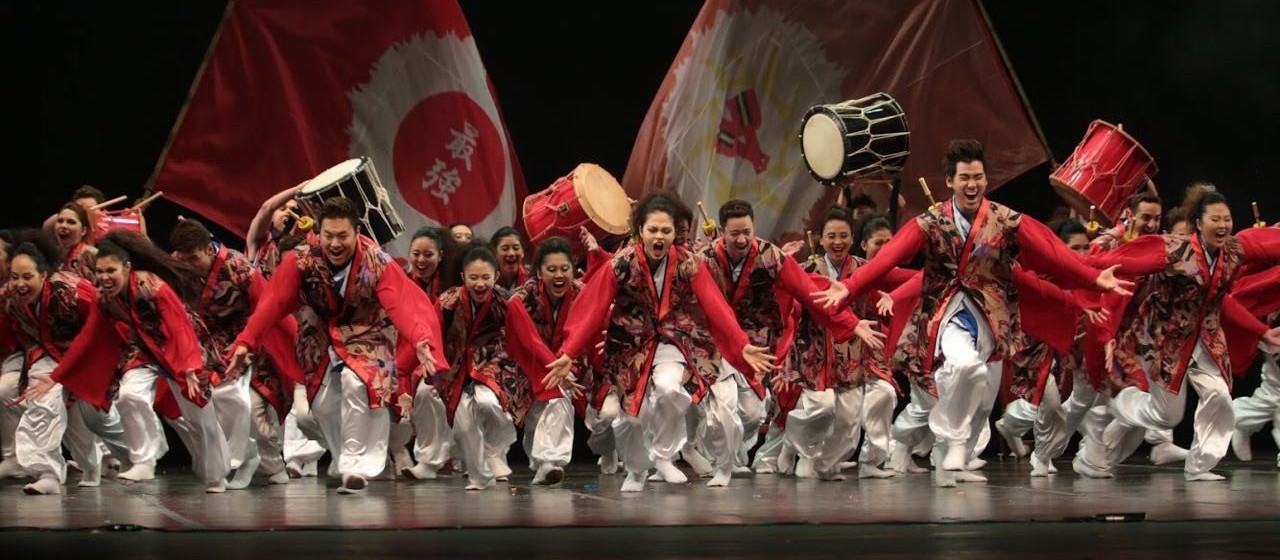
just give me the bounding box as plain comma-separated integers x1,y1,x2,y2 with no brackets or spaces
347,32,516,256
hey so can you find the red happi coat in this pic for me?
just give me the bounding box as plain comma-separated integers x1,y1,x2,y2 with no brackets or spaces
847,200,1104,396
558,244,754,416
506,277,604,412
407,268,443,305
432,286,531,425
1222,266,1280,372
0,272,96,394
1098,229,1280,392
62,241,97,280
194,245,302,421
699,239,858,398
1004,272,1094,405
235,234,447,407
52,271,221,411
254,237,284,280
497,265,530,292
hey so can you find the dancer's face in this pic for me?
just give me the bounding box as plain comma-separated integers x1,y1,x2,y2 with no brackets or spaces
821,219,853,263
55,208,87,248
946,160,988,217
861,227,892,260
408,236,440,279
640,211,676,261
722,216,754,261
462,260,496,301
319,217,357,267
1196,202,1233,252
95,254,130,298
494,235,524,276
537,252,573,299
10,255,46,305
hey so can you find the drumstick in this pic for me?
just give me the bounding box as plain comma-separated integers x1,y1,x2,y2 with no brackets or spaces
918,177,939,209
696,201,718,238
806,230,819,262
130,191,164,210
89,195,128,210
1086,205,1101,235
1253,201,1267,228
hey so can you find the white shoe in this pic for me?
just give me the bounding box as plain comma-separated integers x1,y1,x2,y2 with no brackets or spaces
732,465,753,475
995,418,1028,457
67,460,83,473
268,470,291,485
23,477,62,495
890,442,929,474
837,461,858,471
653,459,688,484
933,468,956,488
0,460,27,479
285,461,304,479
955,470,987,483
464,476,495,491
403,463,439,480
1030,453,1051,477
487,457,512,481
1149,442,1188,465
858,463,897,479
754,465,777,475
1071,456,1113,479
78,466,102,487
337,474,367,494
205,480,227,494
532,464,565,485
706,467,732,487
598,451,619,474
117,461,156,482
1231,430,1253,461
391,449,413,473
227,452,261,490
967,457,987,470
621,471,646,492
681,446,714,476
942,444,966,471
795,457,816,479
1185,471,1226,482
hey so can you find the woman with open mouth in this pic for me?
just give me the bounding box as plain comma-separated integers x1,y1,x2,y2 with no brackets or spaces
412,245,541,491
503,236,593,486
491,227,529,291
53,202,97,280
5,237,131,494
1094,191,1280,481
543,192,777,492
42,230,232,493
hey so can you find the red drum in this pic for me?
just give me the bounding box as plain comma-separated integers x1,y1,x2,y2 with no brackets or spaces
1049,120,1157,228
522,163,631,256
91,208,143,242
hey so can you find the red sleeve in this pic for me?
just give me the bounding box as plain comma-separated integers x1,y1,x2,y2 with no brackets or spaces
1237,227,1280,267
1222,294,1269,376
559,262,618,360
234,251,303,350
889,271,923,303
245,268,303,385
1230,267,1280,317
885,272,923,355
1083,234,1168,277
692,261,754,376
378,261,448,372
0,310,15,355
504,298,560,399
154,283,203,375
878,266,918,290
50,304,122,409
1016,216,1102,290
75,278,98,317
1013,268,1079,356
584,248,615,283
843,222,926,300
775,255,857,343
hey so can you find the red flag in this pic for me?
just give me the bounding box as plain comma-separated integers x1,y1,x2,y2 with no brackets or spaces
150,0,525,253
624,0,1047,239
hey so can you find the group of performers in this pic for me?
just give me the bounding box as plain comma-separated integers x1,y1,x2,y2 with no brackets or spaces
0,139,1276,497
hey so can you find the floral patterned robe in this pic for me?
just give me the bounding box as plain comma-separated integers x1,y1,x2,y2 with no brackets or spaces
0,272,96,394
557,244,754,416
234,233,447,407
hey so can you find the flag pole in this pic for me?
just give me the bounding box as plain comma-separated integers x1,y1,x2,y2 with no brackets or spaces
143,0,237,196
973,0,1053,163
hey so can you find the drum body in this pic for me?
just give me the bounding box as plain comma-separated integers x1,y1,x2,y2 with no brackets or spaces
296,157,405,245
1049,120,1157,228
801,92,910,184
88,208,143,243
522,163,631,256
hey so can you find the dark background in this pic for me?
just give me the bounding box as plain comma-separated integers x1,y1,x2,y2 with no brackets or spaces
1,1,1276,462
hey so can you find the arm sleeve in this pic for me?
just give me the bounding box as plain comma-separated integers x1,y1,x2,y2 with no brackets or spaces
234,251,303,350
775,255,857,342
559,262,619,360
1016,216,1103,290
504,298,559,393
155,283,204,375
1082,234,1169,277
379,262,449,372
1236,227,1280,267
842,222,926,300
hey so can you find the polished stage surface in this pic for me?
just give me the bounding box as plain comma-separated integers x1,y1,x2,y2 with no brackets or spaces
1,455,1277,558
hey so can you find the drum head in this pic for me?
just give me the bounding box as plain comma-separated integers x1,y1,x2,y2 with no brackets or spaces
302,158,366,194
802,111,846,181
573,164,631,234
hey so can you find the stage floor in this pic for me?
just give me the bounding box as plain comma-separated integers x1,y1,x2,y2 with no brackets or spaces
2,456,1277,531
